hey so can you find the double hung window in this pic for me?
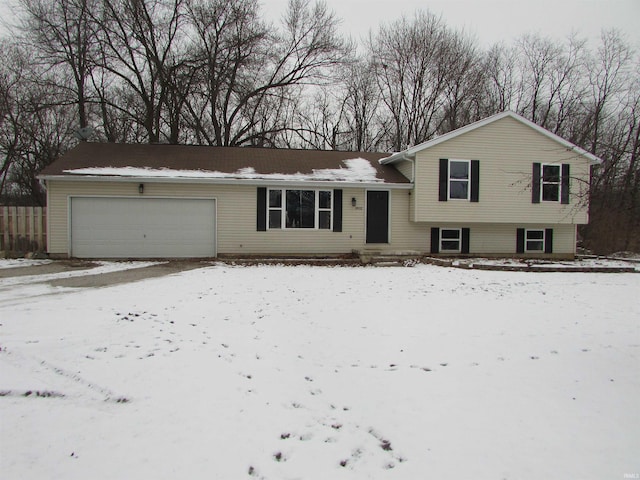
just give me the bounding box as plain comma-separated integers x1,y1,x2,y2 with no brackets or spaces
448,160,470,200
533,163,569,204
541,164,561,202
439,158,479,202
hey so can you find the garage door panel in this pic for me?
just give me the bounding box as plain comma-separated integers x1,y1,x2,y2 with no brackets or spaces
71,197,216,258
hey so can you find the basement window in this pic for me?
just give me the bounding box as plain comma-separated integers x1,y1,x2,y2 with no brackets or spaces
525,229,545,252
440,228,462,253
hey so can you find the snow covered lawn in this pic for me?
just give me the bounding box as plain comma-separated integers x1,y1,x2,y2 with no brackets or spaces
1,263,639,479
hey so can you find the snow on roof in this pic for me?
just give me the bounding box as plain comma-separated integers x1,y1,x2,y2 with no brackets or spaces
63,158,383,183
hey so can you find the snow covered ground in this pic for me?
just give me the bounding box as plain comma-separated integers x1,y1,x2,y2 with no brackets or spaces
1,262,639,479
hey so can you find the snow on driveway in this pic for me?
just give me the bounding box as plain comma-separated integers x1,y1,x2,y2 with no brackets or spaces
1,264,638,479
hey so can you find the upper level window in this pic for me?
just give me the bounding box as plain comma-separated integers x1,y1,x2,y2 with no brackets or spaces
541,164,561,202
268,189,331,229
533,163,569,204
439,159,479,202
449,160,470,200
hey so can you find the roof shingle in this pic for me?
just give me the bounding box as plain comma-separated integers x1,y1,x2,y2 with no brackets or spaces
40,143,409,184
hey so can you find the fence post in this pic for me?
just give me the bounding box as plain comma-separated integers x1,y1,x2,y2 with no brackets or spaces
2,207,10,251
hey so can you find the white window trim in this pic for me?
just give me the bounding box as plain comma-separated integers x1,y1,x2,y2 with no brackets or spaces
448,159,471,201
525,229,545,252
267,189,283,230
440,228,462,253
267,188,333,230
540,163,561,203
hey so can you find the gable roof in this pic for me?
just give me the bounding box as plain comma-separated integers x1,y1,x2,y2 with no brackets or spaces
379,111,603,165
39,143,410,186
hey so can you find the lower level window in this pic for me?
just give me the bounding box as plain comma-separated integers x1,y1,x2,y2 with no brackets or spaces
525,229,545,252
440,228,462,253
268,189,332,229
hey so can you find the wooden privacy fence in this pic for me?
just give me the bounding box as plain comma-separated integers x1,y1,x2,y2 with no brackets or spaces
0,206,47,252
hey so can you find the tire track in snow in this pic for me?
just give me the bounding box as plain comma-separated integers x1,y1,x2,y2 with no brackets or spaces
0,347,130,403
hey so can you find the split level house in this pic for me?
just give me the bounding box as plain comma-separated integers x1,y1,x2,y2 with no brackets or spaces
38,111,601,259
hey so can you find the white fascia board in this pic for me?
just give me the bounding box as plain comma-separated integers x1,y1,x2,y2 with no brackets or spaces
379,111,603,165
38,174,413,189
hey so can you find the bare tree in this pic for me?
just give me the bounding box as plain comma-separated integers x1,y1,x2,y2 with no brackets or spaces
484,43,517,113
16,0,100,137
583,30,633,156
91,0,186,143
0,40,75,204
182,0,349,147
370,11,485,150
341,60,383,151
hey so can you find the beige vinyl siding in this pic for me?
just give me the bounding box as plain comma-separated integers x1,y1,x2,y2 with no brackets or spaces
46,180,421,256
413,116,591,224
470,223,574,255
426,223,576,256
394,159,413,181
387,189,428,252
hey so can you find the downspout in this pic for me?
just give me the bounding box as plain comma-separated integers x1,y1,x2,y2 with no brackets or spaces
408,158,416,223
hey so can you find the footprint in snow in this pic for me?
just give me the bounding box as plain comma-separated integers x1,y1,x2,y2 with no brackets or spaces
410,365,432,372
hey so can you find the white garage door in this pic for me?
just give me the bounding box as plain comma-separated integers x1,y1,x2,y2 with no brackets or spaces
70,197,216,258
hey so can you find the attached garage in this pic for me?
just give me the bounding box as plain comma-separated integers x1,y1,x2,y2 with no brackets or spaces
70,197,216,258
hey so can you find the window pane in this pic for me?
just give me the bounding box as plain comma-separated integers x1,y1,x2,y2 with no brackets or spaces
441,240,460,251
269,190,282,208
269,210,281,229
286,190,315,228
542,184,559,201
319,211,331,229
526,240,544,251
526,230,544,240
319,191,332,209
449,180,468,199
542,165,560,182
450,161,469,179
441,229,461,239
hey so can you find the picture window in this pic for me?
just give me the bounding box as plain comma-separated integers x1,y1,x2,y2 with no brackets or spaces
267,189,332,230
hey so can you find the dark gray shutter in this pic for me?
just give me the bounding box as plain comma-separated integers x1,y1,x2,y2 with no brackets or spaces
544,228,553,254
532,163,541,203
439,159,448,201
257,187,267,231
430,227,440,253
470,160,480,202
561,164,570,204
333,189,343,232
516,228,525,253
461,228,470,254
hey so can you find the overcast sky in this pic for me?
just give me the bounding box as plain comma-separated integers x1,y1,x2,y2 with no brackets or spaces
0,0,638,50
263,0,640,49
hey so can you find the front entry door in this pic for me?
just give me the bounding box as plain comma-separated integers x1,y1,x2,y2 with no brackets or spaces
366,190,389,243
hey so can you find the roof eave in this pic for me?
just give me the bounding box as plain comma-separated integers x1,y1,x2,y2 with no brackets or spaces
379,152,416,165
38,174,413,189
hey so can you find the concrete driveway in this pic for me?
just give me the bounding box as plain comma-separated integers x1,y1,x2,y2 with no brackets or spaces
0,260,210,288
